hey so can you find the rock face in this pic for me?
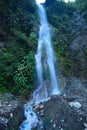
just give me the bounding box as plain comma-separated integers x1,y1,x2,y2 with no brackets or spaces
35,77,87,130
68,11,87,77
0,93,25,130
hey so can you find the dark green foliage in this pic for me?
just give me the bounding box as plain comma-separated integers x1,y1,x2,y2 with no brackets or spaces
0,0,38,95
45,1,76,76
0,0,37,40
45,0,87,77
45,0,76,25
0,0,77,94
0,41,36,95
0,29,37,95
0,0,87,95
13,51,35,95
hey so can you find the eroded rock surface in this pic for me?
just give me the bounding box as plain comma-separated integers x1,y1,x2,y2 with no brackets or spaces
0,93,25,130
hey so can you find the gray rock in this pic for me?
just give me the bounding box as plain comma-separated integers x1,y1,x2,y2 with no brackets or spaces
0,116,8,125
69,102,81,109
53,124,56,128
84,123,87,128
39,105,44,109
0,93,26,130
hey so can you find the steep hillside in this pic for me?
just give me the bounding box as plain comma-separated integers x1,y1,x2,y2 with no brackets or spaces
0,0,87,95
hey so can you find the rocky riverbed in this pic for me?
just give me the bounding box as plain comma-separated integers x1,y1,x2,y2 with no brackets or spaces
0,93,25,130
34,77,87,130
0,77,87,130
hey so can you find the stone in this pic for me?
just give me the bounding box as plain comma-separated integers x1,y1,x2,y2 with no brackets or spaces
39,105,44,109
78,117,82,121
84,123,87,128
53,124,56,128
60,119,65,122
10,113,13,118
40,110,44,117
40,112,44,117
8,104,12,107
69,101,81,109
84,129,87,130
0,116,8,124
33,104,40,111
63,93,66,97
51,119,53,123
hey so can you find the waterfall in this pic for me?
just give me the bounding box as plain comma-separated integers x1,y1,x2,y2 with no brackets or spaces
33,2,60,104
19,1,61,130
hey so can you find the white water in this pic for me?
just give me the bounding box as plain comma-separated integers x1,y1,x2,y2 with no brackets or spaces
34,2,60,103
20,1,61,130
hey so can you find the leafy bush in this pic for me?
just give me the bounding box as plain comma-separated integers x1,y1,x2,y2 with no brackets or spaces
0,40,35,95
13,51,35,95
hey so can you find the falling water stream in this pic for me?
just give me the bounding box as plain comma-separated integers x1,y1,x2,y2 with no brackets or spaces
20,1,61,130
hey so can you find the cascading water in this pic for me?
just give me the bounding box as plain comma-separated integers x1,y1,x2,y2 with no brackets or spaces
33,2,60,104
20,1,61,130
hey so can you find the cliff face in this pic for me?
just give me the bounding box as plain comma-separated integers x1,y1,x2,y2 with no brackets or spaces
66,11,87,77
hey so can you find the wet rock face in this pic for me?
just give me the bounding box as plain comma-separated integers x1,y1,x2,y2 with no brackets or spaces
0,93,25,130
68,11,87,77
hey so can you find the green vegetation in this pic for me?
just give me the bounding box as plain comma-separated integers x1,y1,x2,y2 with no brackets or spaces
0,0,38,95
0,0,87,95
45,0,76,76
0,41,36,95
